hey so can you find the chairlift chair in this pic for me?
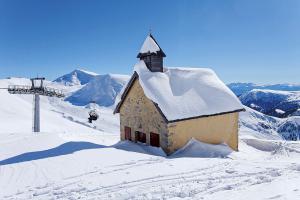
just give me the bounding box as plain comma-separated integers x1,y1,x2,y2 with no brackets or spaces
88,101,99,123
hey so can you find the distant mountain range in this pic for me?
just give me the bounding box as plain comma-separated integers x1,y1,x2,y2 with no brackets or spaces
239,89,300,118
53,70,300,120
227,83,300,119
227,83,300,96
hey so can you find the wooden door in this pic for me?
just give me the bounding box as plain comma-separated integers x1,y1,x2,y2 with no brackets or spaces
150,132,160,147
124,126,131,141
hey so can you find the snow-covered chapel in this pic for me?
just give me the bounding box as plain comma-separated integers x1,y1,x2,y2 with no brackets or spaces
114,34,245,155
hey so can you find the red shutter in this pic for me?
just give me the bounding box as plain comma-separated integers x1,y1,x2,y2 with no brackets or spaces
150,132,160,147
140,132,146,143
124,126,131,141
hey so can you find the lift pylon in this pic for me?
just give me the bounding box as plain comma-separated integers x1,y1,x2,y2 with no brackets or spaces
7,77,64,132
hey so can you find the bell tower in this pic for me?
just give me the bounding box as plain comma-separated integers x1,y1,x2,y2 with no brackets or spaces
137,34,166,72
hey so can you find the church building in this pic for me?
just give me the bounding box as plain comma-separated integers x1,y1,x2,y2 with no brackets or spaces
114,34,245,155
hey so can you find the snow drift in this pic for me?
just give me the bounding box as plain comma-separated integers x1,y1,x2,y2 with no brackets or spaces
172,138,233,158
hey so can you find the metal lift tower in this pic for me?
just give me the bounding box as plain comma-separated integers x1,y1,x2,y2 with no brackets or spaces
7,77,64,132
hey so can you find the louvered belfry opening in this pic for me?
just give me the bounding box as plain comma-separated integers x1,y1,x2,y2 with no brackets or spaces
141,54,164,72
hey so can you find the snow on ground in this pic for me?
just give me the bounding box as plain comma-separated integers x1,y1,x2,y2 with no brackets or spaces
1,133,299,200
1,78,300,200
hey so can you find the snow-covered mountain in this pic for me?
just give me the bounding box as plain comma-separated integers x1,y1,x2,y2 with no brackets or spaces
52,69,130,107
278,116,300,140
240,106,300,140
65,74,130,107
53,69,98,86
228,82,300,96
239,107,280,139
240,89,300,118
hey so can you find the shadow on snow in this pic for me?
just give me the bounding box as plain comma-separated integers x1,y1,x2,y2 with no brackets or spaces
0,142,106,166
0,140,233,166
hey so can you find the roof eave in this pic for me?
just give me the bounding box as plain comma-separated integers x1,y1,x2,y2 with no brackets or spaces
113,72,139,114
136,50,166,58
167,108,246,123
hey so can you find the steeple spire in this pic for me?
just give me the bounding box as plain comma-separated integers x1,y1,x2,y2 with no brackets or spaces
137,34,166,72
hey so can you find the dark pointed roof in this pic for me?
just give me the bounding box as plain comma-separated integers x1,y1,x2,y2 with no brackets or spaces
137,34,166,58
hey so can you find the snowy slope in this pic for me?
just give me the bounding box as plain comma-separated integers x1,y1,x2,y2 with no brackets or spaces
0,123,299,200
240,106,300,140
278,116,300,140
53,69,98,86
1,77,300,200
66,74,130,107
228,82,300,96
239,107,282,139
0,77,119,134
240,89,300,118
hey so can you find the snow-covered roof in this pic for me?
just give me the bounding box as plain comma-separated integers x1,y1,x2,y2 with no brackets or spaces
137,34,166,58
140,35,160,54
115,60,244,122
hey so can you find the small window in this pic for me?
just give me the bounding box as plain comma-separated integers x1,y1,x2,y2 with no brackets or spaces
124,126,131,141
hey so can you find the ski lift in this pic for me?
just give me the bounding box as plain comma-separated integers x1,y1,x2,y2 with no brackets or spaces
88,101,99,123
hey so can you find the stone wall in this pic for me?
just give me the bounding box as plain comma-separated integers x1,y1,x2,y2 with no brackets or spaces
119,79,170,152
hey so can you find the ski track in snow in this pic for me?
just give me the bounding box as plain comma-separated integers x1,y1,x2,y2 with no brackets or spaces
4,158,300,200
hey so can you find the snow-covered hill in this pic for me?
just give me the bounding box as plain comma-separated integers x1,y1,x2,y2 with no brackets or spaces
228,82,300,96
52,69,130,107
240,106,300,140
239,107,281,139
240,89,300,118
53,69,98,86
65,74,130,107
278,116,300,140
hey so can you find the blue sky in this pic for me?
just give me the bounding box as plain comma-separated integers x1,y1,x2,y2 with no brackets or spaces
0,0,300,83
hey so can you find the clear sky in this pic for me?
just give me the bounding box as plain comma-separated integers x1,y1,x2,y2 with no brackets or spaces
1,0,300,83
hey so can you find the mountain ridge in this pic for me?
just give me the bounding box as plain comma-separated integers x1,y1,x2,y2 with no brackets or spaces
53,69,99,86
228,82,300,96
